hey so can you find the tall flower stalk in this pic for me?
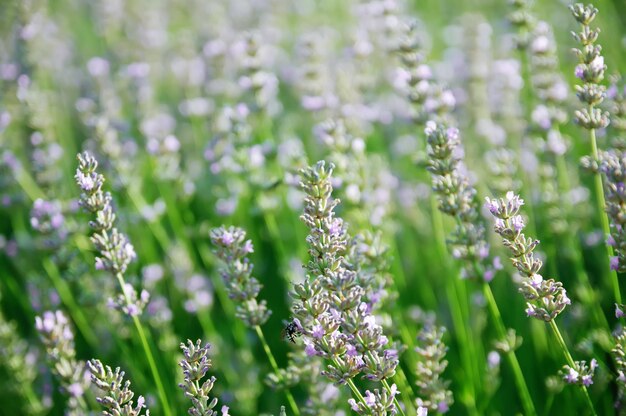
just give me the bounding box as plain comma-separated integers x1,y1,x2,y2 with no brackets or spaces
569,2,621,303
425,122,536,416
485,191,596,415
291,160,402,415
210,226,300,416
74,151,172,416
35,310,89,414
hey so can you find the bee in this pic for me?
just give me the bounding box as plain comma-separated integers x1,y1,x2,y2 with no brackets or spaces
281,319,302,343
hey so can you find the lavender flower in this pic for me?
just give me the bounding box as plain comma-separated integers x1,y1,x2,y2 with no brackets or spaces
88,359,149,416
348,384,399,416
75,151,147,316
424,121,493,280
178,339,221,416
612,330,626,411
413,311,453,413
529,22,569,130
393,20,431,124
30,198,67,248
485,192,571,321
596,152,626,272
236,32,280,114
210,225,271,327
559,359,598,387
508,0,536,49
570,3,610,130
286,161,399,414
35,310,89,413
297,161,397,380
608,75,626,150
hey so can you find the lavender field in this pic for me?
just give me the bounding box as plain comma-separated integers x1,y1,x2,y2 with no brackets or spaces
2,0,626,415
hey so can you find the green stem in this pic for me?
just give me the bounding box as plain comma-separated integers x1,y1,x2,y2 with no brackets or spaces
22,382,44,414
548,320,597,416
113,272,172,416
431,203,479,415
589,127,622,304
482,282,537,416
131,314,173,416
346,378,368,407
254,325,300,416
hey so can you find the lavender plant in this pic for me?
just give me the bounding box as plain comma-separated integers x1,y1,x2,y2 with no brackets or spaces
485,191,596,414
210,225,299,415
35,310,90,414
88,359,150,416
291,160,401,414
2,1,626,415
74,151,172,415
178,339,224,416
570,3,621,305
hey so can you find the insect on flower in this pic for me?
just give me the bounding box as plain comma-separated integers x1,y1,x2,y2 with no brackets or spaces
281,319,302,343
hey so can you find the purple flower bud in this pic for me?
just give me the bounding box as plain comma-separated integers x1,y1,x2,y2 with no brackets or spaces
483,269,495,282
484,198,499,215
564,367,579,383
574,64,585,80
312,324,325,339
446,127,459,142
304,342,317,357
348,399,359,412
611,256,620,271
511,215,525,232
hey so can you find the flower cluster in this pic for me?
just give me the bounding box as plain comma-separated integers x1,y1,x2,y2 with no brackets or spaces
598,152,626,272
425,121,495,280
393,21,431,124
485,192,571,321
612,330,626,411
608,75,626,149
30,198,67,249
295,32,335,113
75,152,136,275
529,21,569,132
87,359,149,416
348,231,396,314
74,151,147,316
413,311,453,414
237,32,279,114
570,3,610,130
35,310,89,414
559,359,598,387
209,225,271,327
294,161,398,385
508,0,536,49
348,384,399,416
178,339,225,416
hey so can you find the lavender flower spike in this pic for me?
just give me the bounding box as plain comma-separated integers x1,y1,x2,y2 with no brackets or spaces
75,151,148,316
87,359,149,416
178,339,221,416
570,3,610,130
210,225,271,327
485,192,571,321
35,310,89,413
